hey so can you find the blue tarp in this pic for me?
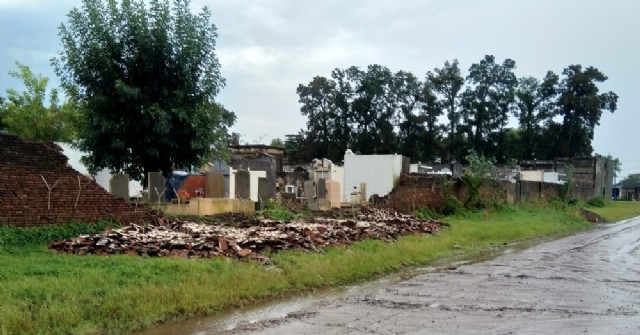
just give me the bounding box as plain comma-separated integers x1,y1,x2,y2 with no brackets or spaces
164,171,189,202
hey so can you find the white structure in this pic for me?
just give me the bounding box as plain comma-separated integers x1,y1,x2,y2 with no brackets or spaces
249,170,267,202
219,166,267,202
343,152,406,202
520,170,563,184
57,143,143,197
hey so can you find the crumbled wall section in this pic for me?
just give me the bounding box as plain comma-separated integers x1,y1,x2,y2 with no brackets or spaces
384,174,468,213
0,133,152,227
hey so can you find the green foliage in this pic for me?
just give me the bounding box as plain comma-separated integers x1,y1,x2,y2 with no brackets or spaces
586,196,607,208
283,134,302,163
53,0,235,181
427,59,465,162
598,154,622,178
442,196,466,216
1,62,79,141
560,164,575,202
460,55,517,162
459,151,507,211
296,56,617,164
296,65,445,162
514,72,558,160
414,207,437,219
269,138,285,148
549,65,618,158
261,200,299,222
0,221,116,249
567,198,582,206
620,173,640,184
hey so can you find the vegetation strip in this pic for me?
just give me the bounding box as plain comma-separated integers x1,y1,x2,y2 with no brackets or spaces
0,203,614,335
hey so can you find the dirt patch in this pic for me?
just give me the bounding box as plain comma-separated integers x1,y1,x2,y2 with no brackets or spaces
580,208,608,223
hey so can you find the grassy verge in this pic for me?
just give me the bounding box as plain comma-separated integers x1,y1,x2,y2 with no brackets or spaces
0,204,591,335
586,200,640,222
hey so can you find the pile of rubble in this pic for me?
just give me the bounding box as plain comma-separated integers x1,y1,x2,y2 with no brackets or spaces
49,208,445,262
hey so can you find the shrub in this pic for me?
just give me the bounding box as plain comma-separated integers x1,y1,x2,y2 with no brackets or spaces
586,196,606,208
442,197,466,216
415,208,438,220
262,200,298,222
567,198,581,206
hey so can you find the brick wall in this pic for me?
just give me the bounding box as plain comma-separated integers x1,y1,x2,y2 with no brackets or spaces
384,174,468,213
0,133,152,227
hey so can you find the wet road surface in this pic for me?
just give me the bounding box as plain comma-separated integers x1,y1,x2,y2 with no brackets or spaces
140,218,640,335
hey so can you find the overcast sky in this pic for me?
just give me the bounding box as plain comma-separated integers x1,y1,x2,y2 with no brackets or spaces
1,0,638,178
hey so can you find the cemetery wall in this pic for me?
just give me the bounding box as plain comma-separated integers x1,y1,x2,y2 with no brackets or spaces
0,134,152,227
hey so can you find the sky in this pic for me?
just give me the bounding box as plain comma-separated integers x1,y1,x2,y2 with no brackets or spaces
1,0,638,178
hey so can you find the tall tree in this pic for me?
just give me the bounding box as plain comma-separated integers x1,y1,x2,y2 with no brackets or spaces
514,72,558,160
330,68,354,157
296,76,337,160
551,65,618,157
348,64,394,154
419,83,444,161
2,62,78,141
53,0,234,182
461,55,517,162
389,70,425,160
427,60,464,162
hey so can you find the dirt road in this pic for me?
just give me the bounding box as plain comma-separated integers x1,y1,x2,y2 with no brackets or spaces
140,218,640,335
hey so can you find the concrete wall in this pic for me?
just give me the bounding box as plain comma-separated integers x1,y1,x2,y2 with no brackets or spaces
343,154,405,202
505,180,600,203
521,170,543,182
161,198,255,216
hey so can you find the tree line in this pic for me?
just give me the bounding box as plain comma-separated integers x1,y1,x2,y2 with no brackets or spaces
291,56,618,165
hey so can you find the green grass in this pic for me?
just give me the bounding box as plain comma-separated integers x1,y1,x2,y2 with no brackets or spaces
0,204,592,335
0,221,117,250
586,200,640,222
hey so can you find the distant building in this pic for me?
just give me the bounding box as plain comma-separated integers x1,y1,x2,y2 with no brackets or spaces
519,156,614,201
206,144,284,202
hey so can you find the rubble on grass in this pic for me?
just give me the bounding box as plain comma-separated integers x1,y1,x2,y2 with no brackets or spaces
49,207,445,263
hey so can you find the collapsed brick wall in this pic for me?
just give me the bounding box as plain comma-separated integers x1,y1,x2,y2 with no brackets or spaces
0,133,153,227
383,174,468,213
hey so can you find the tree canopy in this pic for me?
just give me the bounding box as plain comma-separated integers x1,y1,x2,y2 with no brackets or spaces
293,55,618,166
1,62,78,142
52,0,235,181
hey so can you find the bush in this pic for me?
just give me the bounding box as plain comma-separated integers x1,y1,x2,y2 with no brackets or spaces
443,197,466,216
262,200,298,222
586,196,607,208
567,198,582,206
415,208,438,220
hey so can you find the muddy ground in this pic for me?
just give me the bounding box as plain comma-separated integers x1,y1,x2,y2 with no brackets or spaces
138,217,640,335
